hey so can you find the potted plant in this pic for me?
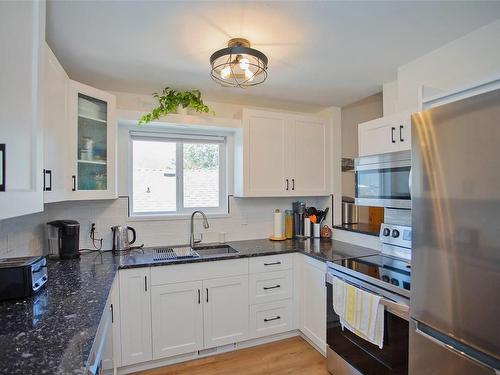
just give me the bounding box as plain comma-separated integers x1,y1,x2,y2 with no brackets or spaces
138,87,213,125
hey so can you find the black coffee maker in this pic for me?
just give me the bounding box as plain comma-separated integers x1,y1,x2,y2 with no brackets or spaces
47,220,80,259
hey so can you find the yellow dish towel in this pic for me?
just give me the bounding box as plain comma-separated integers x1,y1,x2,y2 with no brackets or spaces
332,277,384,348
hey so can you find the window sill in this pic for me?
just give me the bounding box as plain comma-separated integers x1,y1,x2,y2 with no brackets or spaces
128,213,231,222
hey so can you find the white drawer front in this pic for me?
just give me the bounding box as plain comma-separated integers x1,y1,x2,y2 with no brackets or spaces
249,270,292,305
249,300,293,339
249,254,292,274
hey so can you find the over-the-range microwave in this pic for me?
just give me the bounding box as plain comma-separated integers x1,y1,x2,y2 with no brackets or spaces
354,150,411,209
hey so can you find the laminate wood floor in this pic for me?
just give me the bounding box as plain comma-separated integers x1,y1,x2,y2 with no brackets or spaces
135,336,329,375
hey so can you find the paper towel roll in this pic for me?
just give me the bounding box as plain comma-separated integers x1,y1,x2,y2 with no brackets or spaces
273,209,282,238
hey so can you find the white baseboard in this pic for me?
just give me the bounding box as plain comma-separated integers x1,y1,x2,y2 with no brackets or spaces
117,330,301,374
299,331,327,357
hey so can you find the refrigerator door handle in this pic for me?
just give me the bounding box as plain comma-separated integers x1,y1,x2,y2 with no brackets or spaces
415,321,500,372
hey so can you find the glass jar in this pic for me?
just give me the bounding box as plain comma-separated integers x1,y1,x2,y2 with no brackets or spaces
285,210,294,239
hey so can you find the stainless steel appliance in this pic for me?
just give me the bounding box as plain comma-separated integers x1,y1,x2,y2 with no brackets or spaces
111,225,137,252
47,220,80,259
379,223,412,261
342,196,359,224
410,88,500,373
355,150,411,209
0,256,48,301
293,201,306,238
326,254,411,374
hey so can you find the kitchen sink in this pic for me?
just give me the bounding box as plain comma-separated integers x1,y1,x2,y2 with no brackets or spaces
193,245,239,257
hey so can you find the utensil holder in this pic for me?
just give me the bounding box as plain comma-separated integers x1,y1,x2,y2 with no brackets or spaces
313,223,321,238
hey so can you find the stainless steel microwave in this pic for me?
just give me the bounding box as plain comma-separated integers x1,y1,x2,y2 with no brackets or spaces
355,150,411,209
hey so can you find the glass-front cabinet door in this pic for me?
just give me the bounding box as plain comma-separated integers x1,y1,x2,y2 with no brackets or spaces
68,80,117,199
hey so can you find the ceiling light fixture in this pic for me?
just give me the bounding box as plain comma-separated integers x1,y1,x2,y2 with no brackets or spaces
210,38,268,88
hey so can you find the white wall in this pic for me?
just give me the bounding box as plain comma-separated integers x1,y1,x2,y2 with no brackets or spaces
396,19,500,112
382,80,398,116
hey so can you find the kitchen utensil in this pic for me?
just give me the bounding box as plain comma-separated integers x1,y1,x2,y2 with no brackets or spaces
111,225,137,252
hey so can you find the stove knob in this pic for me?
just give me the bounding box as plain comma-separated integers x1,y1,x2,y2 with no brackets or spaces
382,275,390,282
383,228,391,236
391,278,399,286
392,229,400,238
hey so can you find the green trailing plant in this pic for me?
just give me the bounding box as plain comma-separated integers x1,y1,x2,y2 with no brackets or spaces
138,87,212,125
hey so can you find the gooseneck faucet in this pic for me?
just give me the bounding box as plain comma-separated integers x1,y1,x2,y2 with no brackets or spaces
190,211,210,249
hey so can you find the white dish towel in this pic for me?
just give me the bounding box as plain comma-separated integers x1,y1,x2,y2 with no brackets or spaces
332,277,385,348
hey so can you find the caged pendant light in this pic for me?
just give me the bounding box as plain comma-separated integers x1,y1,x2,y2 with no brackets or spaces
210,38,268,88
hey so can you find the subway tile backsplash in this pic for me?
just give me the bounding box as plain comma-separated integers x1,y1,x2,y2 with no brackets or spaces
0,196,331,257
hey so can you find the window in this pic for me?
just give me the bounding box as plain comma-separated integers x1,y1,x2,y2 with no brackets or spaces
130,132,227,217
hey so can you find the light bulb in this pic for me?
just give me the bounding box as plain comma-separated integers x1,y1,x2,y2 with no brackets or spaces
220,66,231,79
244,69,254,82
239,58,250,70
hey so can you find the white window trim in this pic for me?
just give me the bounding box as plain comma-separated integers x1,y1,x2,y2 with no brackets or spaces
128,130,228,218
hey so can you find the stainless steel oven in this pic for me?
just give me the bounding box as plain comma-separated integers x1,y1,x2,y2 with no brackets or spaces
326,257,410,375
355,150,411,209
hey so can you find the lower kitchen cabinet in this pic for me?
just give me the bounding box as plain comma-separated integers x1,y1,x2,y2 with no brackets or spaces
301,256,327,354
250,299,293,339
203,275,249,348
119,268,152,366
151,281,204,359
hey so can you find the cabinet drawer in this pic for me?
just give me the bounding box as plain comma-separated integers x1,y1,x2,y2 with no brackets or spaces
249,254,292,274
249,270,292,304
249,300,293,339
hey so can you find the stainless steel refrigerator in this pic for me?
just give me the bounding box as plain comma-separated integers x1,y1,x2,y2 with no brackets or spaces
410,87,500,374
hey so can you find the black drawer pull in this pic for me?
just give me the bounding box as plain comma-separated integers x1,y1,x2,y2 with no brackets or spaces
71,175,76,191
263,285,281,290
391,127,396,143
399,125,404,142
264,261,281,266
198,289,201,304
264,316,281,322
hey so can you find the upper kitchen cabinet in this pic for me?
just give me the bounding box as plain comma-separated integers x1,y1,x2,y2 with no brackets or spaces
358,112,411,157
67,80,117,200
42,42,69,203
235,109,330,197
0,2,45,220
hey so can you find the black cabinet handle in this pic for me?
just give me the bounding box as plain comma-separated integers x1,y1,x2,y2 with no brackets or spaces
263,284,281,290
198,289,201,304
206,288,209,303
391,127,396,143
44,170,52,191
144,276,147,292
285,179,289,191
291,178,295,190
264,316,281,322
71,175,76,191
399,125,404,142
264,261,281,266
110,304,114,323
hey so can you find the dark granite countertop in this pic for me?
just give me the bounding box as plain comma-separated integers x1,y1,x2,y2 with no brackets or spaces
0,238,379,374
119,238,380,268
0,252,118,375
332,222,381,237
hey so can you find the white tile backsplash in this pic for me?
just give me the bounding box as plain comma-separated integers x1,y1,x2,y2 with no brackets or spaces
0,196,332,257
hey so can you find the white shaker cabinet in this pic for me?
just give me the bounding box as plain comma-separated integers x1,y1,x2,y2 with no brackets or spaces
67,80,117,200
235,109,330,197
42,42,69,203
203,275,249,348
119,268,152,366
151,281,204,359
358,112,411,157
301,255,327,354
0,1,45,220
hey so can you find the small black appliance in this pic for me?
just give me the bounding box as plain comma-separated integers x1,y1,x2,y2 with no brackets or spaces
0,256,48,301
47,220,80,259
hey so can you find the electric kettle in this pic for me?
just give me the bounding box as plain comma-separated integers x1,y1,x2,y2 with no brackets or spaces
111,225,137,252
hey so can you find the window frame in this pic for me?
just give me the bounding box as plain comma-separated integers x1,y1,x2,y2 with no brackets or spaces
129,130,227,218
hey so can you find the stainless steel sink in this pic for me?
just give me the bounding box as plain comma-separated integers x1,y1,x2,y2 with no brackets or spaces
193,245,239,257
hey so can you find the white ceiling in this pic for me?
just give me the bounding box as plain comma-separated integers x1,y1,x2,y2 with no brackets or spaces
46,1,500,109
